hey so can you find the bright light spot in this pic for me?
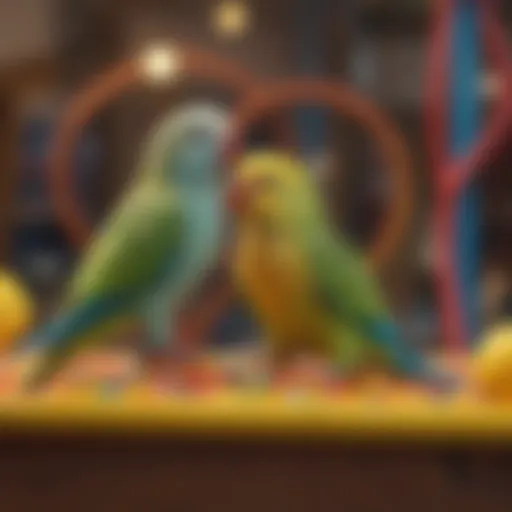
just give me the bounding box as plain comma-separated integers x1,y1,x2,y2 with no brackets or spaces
138,44,181,85
212,1,251,39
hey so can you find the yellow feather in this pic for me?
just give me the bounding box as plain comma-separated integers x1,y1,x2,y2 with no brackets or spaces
233,221,329,360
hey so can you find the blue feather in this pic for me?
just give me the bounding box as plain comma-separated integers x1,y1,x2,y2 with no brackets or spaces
20,295,132,354
365,319,458,390
364,320,428,377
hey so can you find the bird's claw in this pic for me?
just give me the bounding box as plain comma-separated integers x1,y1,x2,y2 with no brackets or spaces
423,367,460,395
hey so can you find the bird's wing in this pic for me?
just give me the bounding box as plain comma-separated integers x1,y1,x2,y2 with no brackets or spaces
22,185,182,389
305,229,386,325
305,230,431,377
67,184,182,305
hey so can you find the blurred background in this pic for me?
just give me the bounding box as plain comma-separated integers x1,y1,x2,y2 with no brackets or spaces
0,0,511,350
2,3,512,510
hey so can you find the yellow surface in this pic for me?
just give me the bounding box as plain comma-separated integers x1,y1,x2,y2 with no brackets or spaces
0,350,510,443
0,388,510,443
472,323,512,401
0,271,33,350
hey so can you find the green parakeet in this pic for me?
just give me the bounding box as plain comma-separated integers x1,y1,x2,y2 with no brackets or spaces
21,102,228,388
228,150,452,387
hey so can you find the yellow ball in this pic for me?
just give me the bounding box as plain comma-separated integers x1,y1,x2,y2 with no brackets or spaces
0,271,34,350
472,323,512,401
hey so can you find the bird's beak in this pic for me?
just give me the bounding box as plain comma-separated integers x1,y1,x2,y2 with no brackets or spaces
226,180,252,215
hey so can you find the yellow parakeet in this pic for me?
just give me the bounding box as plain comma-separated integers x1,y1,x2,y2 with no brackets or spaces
227,151,453,388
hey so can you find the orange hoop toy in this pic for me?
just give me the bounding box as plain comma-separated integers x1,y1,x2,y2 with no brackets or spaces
224,79,415,271
48,44,259,248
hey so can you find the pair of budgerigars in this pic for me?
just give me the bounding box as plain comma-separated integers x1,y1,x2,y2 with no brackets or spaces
19,103,452,390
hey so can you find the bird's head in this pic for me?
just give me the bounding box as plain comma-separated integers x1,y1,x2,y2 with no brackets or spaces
141,102,228,189
227,151,321,231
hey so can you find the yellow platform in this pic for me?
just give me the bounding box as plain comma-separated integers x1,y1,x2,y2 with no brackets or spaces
0,389,511,444
0,350,510,443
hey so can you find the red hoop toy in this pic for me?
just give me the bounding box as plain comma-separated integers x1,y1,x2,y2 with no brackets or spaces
225,79,415,271
47,45,260,248
424,0,512,352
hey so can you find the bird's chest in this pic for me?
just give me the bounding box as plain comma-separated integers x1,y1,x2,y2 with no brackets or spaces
183,202,222,267
234,230,315,333
163,196,222,292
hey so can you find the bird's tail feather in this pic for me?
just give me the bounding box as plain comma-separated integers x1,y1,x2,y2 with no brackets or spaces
20,297,127,353
19,297,130,390
366,319,458,390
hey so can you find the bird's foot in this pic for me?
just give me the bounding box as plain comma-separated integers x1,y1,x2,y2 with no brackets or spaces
143,349,184,392
423,367,461,395
143,349,224,394
271,356,334,391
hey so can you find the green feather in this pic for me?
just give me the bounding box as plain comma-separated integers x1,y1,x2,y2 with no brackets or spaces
67,181,182,305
